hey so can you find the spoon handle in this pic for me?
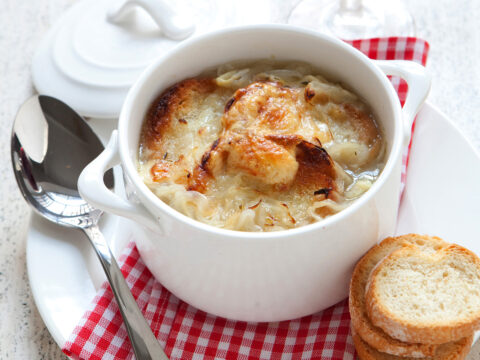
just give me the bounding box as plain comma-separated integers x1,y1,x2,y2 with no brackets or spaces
83,225,169,360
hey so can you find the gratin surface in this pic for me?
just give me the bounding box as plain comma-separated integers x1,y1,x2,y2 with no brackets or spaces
138,61,385,231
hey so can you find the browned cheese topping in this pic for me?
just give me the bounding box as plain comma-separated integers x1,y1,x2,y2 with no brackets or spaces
138,63,384,231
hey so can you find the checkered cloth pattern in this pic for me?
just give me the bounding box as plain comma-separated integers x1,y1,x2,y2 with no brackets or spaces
62,37,429,360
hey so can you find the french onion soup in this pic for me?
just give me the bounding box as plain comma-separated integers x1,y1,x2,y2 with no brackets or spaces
138,61,385,231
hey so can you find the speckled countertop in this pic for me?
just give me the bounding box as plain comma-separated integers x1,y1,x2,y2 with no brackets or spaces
1,0,479,358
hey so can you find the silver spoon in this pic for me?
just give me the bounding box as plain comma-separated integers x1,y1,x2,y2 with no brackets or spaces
11,95,169,360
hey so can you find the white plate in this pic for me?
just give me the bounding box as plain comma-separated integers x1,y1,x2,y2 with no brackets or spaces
27,102,480,349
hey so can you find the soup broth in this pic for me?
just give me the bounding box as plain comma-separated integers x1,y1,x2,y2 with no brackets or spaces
138,60,385,232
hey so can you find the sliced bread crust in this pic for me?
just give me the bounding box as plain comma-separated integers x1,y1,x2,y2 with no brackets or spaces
366,243,480,344
352,327,473,360
349,234,445,357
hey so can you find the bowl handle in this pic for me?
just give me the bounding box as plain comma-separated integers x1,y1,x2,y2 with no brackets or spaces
375,60,432,145
78,130,162,233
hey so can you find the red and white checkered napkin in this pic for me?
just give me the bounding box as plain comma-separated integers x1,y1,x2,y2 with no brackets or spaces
63,37,429,360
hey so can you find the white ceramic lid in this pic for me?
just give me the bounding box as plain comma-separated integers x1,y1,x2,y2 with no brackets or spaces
32,0,273,118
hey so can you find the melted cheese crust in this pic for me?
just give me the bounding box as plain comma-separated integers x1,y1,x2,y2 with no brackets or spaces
138,61,385,232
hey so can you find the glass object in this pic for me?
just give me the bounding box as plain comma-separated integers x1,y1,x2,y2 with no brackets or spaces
288,0,416,39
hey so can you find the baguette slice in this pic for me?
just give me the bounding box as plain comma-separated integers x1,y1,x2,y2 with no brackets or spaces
366,243,480,344
352,327,473,360
350,234,446,357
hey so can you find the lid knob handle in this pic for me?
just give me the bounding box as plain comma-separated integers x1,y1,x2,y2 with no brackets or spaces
107,0,195,40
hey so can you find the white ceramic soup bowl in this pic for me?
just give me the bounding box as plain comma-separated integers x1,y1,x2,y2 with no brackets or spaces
78,25,430,322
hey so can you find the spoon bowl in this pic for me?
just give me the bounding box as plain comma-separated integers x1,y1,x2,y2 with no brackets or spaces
12,96,113,228
11,95,168,360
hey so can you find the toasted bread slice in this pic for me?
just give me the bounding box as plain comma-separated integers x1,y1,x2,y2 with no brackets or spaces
349,234,447,357
352,327,473,360
366,243,480,344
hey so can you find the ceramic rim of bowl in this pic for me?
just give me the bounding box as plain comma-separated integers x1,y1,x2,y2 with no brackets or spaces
118,24,403,240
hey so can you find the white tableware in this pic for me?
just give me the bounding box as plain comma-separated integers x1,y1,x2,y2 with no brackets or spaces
31,0,273,118
77,25,431,321
28,103,480,347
